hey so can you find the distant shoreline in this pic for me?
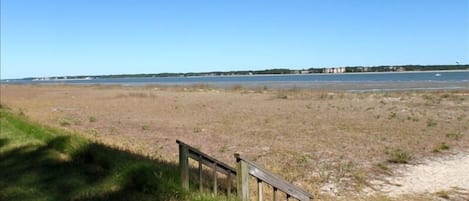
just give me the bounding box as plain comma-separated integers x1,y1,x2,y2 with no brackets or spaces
189,69,469,78
1,65,468,81
2,69,469,81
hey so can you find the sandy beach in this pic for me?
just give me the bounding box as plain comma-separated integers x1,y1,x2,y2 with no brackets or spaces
1,84,468,200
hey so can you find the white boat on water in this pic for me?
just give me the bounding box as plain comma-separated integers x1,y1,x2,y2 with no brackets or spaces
435,73,441,77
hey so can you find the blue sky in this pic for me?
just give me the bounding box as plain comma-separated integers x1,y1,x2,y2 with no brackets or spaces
1,0,468,79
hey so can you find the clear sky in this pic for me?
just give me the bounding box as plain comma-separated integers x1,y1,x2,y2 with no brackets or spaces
1,0,468,79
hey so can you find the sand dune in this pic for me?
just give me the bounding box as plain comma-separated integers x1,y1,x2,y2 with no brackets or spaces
380,152,469,197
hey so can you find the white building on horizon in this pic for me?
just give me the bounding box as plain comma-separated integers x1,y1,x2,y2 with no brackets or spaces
323,67,346,73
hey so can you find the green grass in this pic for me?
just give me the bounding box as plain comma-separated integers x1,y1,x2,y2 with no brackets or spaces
58,117,72,126
426,119,437,127
432,142,450,153
446,132,463,140
141,124,150,131
387,149,412,164
0,108,225,201
89,116,97,123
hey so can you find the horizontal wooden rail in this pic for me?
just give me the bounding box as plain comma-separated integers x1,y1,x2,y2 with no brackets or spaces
235,153,313,201
177,140,236,195
177,140,237,175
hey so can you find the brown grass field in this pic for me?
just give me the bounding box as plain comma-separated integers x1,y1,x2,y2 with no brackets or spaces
1,84,468,200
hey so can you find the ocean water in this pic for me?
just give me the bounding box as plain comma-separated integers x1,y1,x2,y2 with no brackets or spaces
2,71,468,91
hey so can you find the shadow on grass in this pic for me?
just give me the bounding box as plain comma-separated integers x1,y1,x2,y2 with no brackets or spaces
0,135,184,201
0,138,8,147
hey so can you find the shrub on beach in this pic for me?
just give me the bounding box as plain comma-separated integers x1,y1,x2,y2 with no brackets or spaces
387,149,412,164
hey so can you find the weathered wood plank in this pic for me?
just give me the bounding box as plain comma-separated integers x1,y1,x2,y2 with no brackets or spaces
227,173,232,196
249,166,310,201
179,143,189,190
177,140,238,197
198,156,203,192
273,187,278,201
257,179,263,201
234,154,313,201
237,159,250,201
177,140,236,175
213,162,218,195
188,152,234,176
178,140,313,200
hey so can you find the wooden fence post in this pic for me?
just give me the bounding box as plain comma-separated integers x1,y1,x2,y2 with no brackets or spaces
273,187,278,201
257,179,263,201
179,143,189,190
227,173,232,196
235,153,249,201
213,162,218,195
198,155,203,192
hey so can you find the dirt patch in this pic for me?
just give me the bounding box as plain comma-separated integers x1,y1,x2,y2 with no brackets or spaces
364,152,469,200
380,152,469,194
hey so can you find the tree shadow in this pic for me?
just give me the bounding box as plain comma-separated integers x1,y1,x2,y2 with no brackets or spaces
0,138,8,147
0,135,184,201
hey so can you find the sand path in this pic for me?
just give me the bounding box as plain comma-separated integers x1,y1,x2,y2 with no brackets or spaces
380,152,469,196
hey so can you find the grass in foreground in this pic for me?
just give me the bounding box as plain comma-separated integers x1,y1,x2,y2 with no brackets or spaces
0,108,225,201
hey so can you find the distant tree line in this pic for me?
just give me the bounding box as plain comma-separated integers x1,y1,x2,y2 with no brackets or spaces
393,65,468,71
99,68,295,78
99,65,468,78
23,65,468,80
338,65,469,73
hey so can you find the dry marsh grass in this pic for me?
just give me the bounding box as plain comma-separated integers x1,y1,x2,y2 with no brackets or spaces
1,84,468,200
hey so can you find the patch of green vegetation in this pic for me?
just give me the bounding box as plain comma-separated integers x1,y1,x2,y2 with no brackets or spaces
440,94,450,99
432,142,450,153
276,92,288,99
377,162,389,171
127,92,157,98
421,94,433,101
426,119,437,127
87,128,99,137
17,108,25,116
89,116,97,123
388,112,397,119
109,126,118,134
0,108,224,201
387,149,412,164
318,93,334,100
193,127,202,133
434,191,450,199
141,124,150,131
296,155,310,165
446,132,463,140
73,118,83,126
219,144,228,153
58,117,72,127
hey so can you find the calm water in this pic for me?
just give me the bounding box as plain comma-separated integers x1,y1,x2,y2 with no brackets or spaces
2,71,468,91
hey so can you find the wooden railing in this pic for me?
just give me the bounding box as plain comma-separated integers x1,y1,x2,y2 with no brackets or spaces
235,153,313,201
177,140,237,196
177,140,313,200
